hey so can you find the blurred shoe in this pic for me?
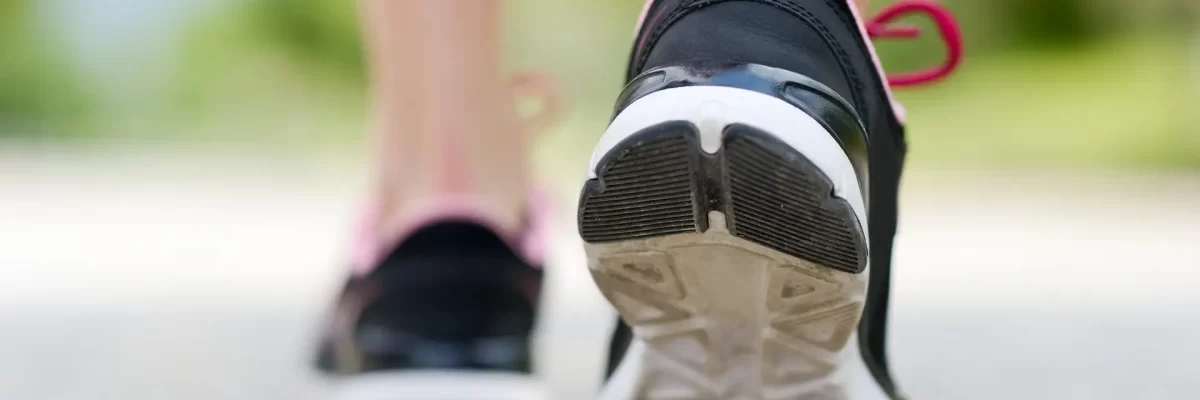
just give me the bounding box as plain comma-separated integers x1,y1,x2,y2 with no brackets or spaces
581,0,960,399
315,199,551,400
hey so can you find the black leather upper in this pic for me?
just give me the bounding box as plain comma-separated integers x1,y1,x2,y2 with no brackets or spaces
315,223,542,375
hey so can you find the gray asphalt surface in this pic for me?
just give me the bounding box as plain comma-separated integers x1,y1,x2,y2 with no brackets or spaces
3,150,1199,399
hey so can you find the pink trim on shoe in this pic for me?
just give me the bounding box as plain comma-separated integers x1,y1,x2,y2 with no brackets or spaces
633,4,669,63
518,187,554,269
350,191,553,276
845,0,907,123
634,0,658,35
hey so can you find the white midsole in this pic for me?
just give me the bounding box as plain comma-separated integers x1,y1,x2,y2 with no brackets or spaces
330,371,549,400
601,334,888,400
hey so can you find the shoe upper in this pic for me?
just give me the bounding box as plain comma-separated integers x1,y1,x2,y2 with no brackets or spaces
316,222,542,375
611,0,962,397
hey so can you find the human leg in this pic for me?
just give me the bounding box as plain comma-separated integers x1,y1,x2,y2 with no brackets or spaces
315,1,553,397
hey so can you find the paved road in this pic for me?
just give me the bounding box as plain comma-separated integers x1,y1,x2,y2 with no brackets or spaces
3,150,1199,399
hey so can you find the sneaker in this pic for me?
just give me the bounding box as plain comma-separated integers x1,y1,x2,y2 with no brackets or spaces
315,204,551,399
579,1,961,398
313,67,562,399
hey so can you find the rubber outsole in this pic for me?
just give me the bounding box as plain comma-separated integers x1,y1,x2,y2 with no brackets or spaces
580,122,870,399
580,123,867,273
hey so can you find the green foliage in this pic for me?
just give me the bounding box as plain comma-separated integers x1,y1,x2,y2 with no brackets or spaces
0,0,91,133
58,0,1200,169
169,0,365,114
242,0,364,83
872,0,1160,71
997,0,1094,47
897,36,1196,170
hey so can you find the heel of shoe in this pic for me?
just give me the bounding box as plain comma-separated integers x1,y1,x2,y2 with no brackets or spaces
582,85,874,399
579,120,866,274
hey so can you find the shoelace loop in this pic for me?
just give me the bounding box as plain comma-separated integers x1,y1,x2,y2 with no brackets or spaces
508,72,563,138
867,0,963,87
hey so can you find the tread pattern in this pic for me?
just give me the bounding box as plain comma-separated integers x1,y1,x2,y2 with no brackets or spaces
579,128,699,242
724,129,867,273
579,124,867,273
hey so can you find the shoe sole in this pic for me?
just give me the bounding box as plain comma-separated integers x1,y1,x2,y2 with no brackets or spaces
331,371,549,400
579,86,873,400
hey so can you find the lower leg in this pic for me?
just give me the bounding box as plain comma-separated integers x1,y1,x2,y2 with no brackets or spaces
359,0,527,267
316,2,546,379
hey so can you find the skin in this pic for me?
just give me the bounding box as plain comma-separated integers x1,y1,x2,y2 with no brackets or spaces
360,0,530,243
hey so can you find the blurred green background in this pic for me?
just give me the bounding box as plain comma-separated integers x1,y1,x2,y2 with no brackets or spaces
2,0,1196,174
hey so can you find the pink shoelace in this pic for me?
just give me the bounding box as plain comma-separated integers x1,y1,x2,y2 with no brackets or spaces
866,0,964,87
526,0,966,128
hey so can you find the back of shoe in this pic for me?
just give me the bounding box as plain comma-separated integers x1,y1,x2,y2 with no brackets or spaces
316,222,549,399
580,0,907,399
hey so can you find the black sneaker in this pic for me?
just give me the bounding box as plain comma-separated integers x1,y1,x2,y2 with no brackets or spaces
315,222,548,399
579,0,961,398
